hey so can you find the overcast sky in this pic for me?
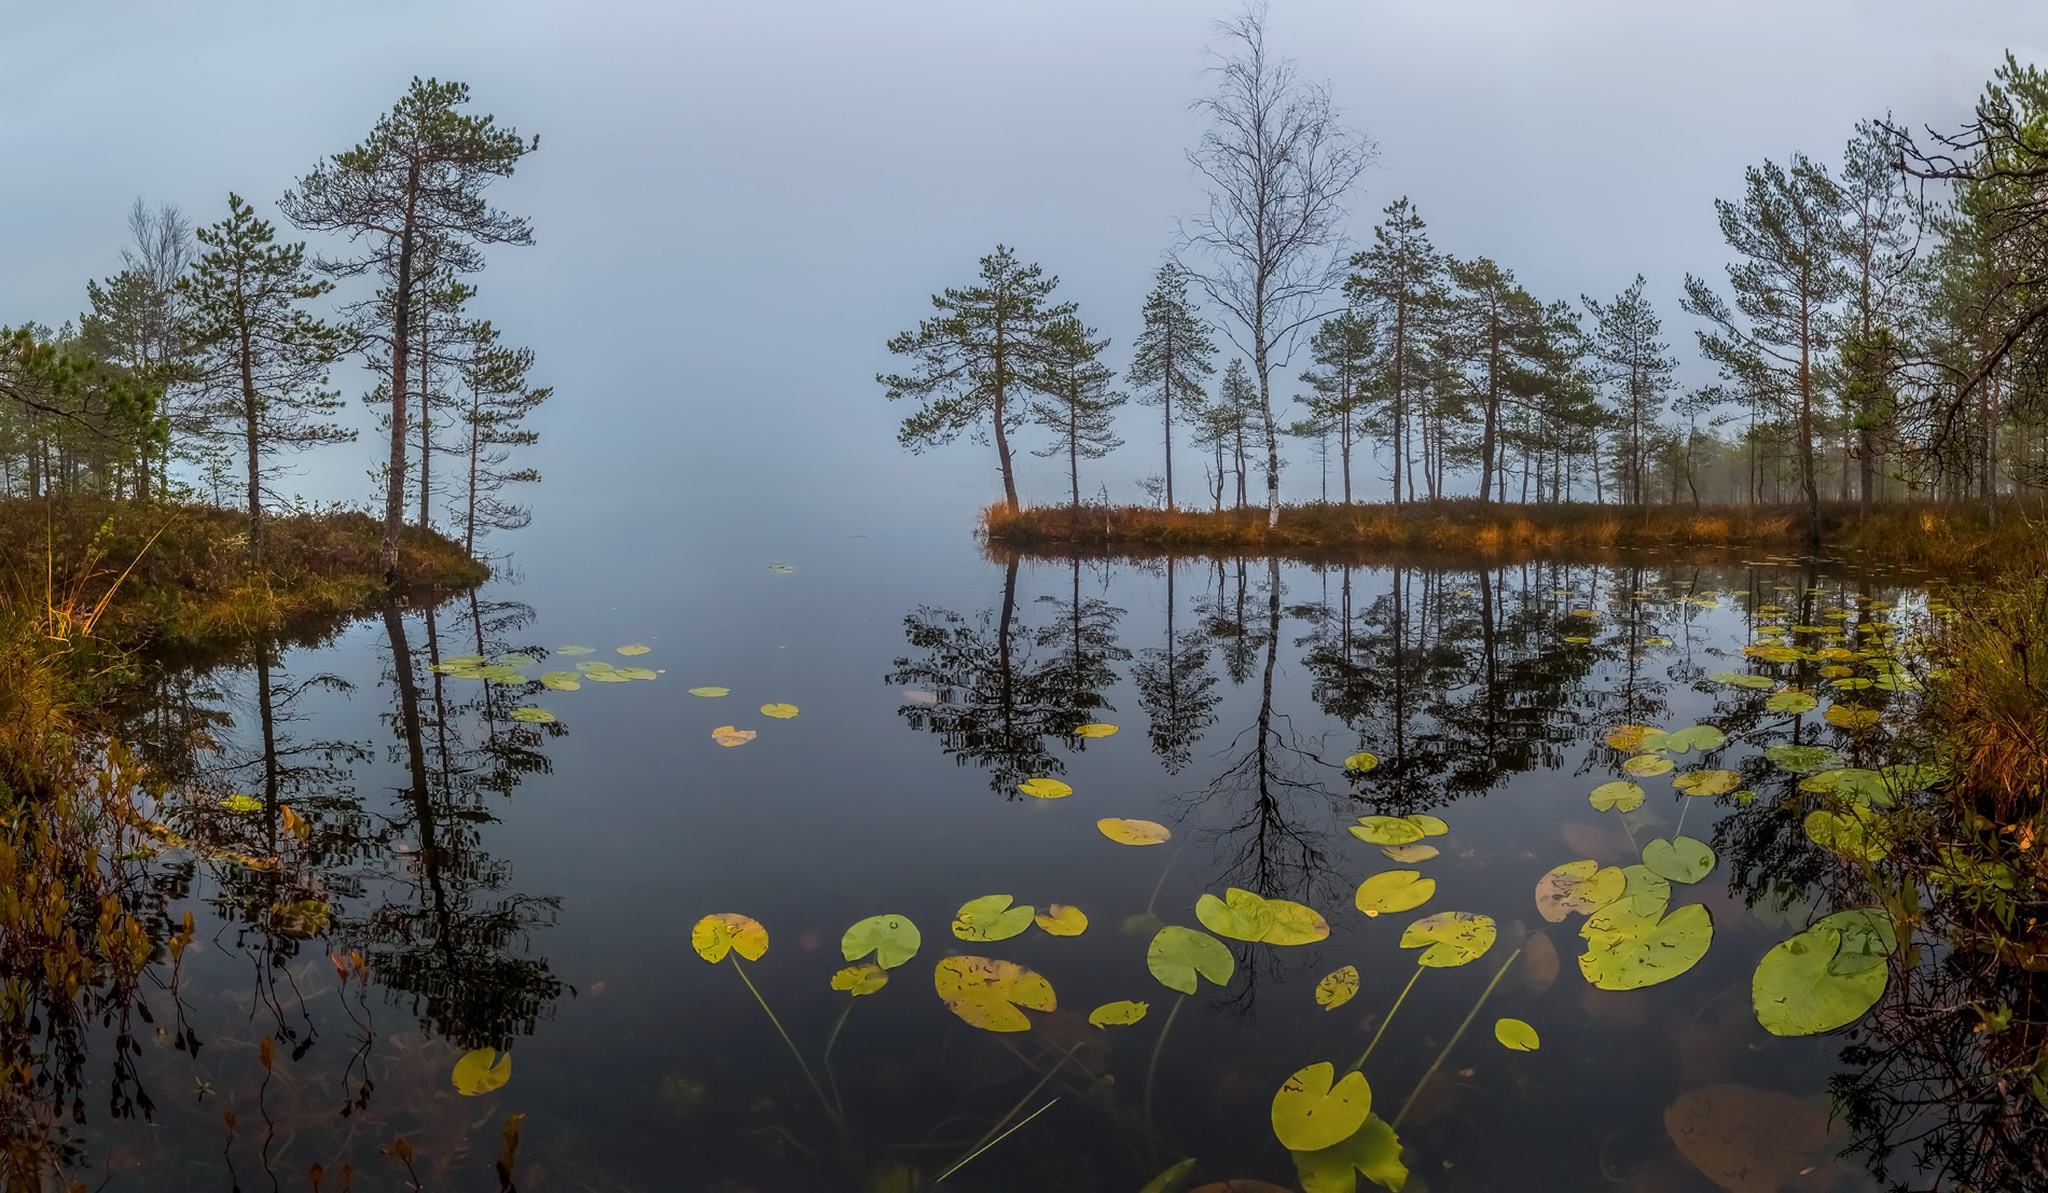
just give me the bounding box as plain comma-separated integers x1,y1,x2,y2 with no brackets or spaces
5,0,2044,536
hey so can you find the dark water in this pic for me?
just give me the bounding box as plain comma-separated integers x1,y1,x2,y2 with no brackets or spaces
54,523,1964,1192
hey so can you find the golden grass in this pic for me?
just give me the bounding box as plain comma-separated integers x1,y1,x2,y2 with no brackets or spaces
983,498,2043,570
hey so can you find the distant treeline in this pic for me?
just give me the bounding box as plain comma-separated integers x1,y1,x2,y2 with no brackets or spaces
878,7,2048,547
0,79,548,574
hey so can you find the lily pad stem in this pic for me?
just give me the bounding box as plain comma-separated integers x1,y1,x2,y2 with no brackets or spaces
730,955,843,1133
1392,947,1521,1128
1142,994,1187,1160
1350,964,1423,1072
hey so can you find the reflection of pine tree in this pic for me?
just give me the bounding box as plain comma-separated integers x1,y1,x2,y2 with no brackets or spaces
1033,556,1128,732
1197,556,1270,686
362,600,563,1053
1133,559,1218,774
888,557,1082,795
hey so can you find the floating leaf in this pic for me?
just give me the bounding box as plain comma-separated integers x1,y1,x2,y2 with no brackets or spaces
760,703,799,719
691,913,769,963
1816,908,1897,976
1407,813,1449,836
1018,777,1073,799
1803,806,1892,861
1765,743,1844,775
1589,780,1645,812
1400,911,1496,968
616,644,651,656
220,794,263,814
1146,925,1234,994
501,653,536,667
1765,689,1818,714
1579,898,1712,991
1824,703,1882,732
1198,888,1329,945
1343,751,1379,774
1494,1017,1540,1051
1271,1062,1372,1152
841,914,921,969
585,670,631,683
710,725,756,748
831,964,888,996
1673,769,1741,797
1034,904,1088,937
509,706,556,724
1799,768,1893,808
1349,816,1423,845
1292,1115,1407,1193
1622,754,1674,778
1642,835,1716,884
1646,725,1728,754
933,955,1055,1032
1664,1083,1839,1193
540,671,581,692
1353,870,1434,917
1380,842,1438,863
1074,723,1118,738
1605,724,1661,751
1751,924,1887,1036
1097,817,1171,846
1709,671,1775,690
1089,999,1149,1028
452,1048,511,1096
615,666,657,681
1315,965,1360,1010
952,894,1035,942
1534,860,1624,922
555,646,594,656
688,686,730,697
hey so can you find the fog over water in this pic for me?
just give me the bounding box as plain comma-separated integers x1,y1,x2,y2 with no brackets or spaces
5,0,2040,549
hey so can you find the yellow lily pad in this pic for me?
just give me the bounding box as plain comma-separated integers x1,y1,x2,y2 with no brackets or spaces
1271,1061,1372,1152
691,913,769,963
1088,999,1150,1028
1074,723,1119,738
831,963,889,996
1018,777,1073,799
1315,965,1360,1011
711,725,756,748
1097,817,1172,846
760,703,800,719
952,894,1035,942
933,955,1055,1033
451,1047,511,1096
1033,903,1089,937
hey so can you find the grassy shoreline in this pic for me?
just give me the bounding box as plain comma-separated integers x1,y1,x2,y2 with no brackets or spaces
0,498,487,792
983,498,2040,570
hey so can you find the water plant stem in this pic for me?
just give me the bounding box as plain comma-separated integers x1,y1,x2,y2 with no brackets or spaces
938,1041,1079,1183
1673,793,1691,839
821,1000,855,1122
729,956,844,1133
1350,965,1423,1072
1144,841,1188,915
1392,947,1521,1128
935,1097,1061,1183
1142,994,1187,1161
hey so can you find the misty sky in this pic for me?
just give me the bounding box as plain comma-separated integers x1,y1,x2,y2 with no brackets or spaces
5,0,2044,541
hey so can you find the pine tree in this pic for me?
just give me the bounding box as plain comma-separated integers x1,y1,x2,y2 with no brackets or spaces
281,77,537,579
879,245,1074,510
1683,154,1847,542
1834,120,1921,507
1582,275,1678,505
179,193,351,561
1126,263,1215,509
456,321,549,553
1443,258,1549,503
1029,316,1125,508
1346,198,1442,505
1213,359,1260,508
1297,310,1376,504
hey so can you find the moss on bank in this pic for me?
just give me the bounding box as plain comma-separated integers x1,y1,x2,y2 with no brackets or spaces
984,498,2042,570
0,498,487,791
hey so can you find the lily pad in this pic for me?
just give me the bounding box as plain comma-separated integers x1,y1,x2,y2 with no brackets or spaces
1033,903,1088,937
540,671,582,691
1645,724,1727,754
1751,924,1887,1036
1590,779,1645,811
1579,899,1711,991
1803,806,1892,861
509,706,556,724
952,894,1035,942
1146,925,1235,994
555,646,594,656
1353,870,1434,917
1097,817,1172,846
1642,835,1716,884
710,725,756,748
1535,860,1624,922
1074,723,1119,738
691,913,769,963
831,964,888,996
1622,754,1675,778
1271,1062,1372,1152
1765,689,1818,714
1400,911,1496,968
1197,888,1328,945
760,702,799,719
841,914,921,969
933,955,1055,1033
616,644,651,656
1765,743,1844,775
1494,1017,1540,1051
1315,965,1360,1010
220,793,263,814
1380,842,1438,863
1088,999,1149,1028
1343,751,1379,774
452,1048,511,1096
688,686,730,697
1673,769,1741,797
1824,703,1881,732
1665,1083,1839,1193
1349,816,1423,846
1605,724,1661,751
1018,777,1073,799
1292,1115,1407,1193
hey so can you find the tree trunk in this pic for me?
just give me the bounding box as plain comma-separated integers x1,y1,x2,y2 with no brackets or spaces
993,321,1019,510
1256,349,1279,528
383,167,422,582
240,319,263,565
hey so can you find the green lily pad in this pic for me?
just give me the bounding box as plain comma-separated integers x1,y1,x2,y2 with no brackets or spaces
1765,689,1819,714
1641,835,1715,884
1088,999,1149,1028
1196,888,1328,945
509,706,556,724
1400,911,1496,968
841,914,922,969
1535,860,1625,922
1272,1062,1372,1152
1622,754,1675,778
1494,1017,1540,1051
1579,896,1712,990
1343,751,1379,774
1673,769,1741,797
951,894,1035,942
1645,724,1727,753
540,671,582,691
1292,1115,1407,1193
1146,925,1235,994
1815,908,1897,976
1709,671,1775,690
1803,806,1892,861
1349,816,1424,845
1353,870,1435,917
1751,924,1887,1036
1590,780,1645,811
1766,743,1845,775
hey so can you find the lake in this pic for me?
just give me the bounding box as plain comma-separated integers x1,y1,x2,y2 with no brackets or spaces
62,515,1953,1192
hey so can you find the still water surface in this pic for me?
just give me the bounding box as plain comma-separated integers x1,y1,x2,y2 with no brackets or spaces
76,521,1949,1191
